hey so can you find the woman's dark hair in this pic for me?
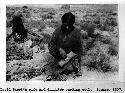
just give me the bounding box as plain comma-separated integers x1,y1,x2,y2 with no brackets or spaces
11,15,24,32
61,12,75,25
11,15,27,42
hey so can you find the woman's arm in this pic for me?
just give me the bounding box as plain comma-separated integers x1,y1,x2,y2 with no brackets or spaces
27,30,41,38
48,28,64,60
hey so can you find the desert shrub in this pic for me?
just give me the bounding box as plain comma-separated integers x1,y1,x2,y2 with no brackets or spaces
6,61,37,81
48,10,56,15
111,26,118,37
40,33,51,44
99,16,117,31
61,4,70,10
105,26,114,32
100,36,111,44
47,19,61,29
107,17,117,26
80,22,96,38
86,54,111,72
6,42,24,61
99,16,108,30
42,26,55,35
22,12,31,18
6,40,33,61
86,16,95,22
94,19,100,25
108,46,118,56
84,38,96,51
74,19,82,29
109,56,118,72
110,19,117,26
82,41,115,72
41,13,53,20
110,37,118,49
6,20,13,28
25,20,45,30
107,36,118,55
6,52,54,81
6,8,15,20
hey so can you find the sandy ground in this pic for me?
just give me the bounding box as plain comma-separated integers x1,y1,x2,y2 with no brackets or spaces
30,66,118,81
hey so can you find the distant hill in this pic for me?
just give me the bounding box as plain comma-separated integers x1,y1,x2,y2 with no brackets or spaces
70,4,118,11
7,4,117,11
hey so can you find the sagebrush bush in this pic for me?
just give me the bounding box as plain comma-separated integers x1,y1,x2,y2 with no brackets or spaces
108,46,118,56
81,41,117,72
25,20,46,30
6,52,54,81
41,13,53,20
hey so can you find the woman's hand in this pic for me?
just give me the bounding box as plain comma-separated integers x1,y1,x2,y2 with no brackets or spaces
59,48,67,59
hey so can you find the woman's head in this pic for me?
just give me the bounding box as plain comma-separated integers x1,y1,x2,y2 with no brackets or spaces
61,12,75,35
11,15,23,27
11,14,25,32
61,12,75,25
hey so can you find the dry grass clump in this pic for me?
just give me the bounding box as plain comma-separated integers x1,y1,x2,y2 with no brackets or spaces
6,52,54,81
81,40,118,72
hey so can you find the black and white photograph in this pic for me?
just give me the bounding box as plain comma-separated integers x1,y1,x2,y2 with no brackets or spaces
6,4,119,81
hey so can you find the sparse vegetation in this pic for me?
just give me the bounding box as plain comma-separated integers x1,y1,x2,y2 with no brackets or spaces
6,4,118,81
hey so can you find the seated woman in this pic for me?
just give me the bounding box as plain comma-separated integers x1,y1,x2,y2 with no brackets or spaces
6,14,42,60
48,12,83,79
6,14,41,43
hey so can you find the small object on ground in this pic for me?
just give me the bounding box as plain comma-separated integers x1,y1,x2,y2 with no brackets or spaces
75,71,82,77
58,51,77,67
58,60,66,67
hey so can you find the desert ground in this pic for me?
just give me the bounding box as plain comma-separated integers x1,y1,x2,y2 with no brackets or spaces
6,4,118,81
